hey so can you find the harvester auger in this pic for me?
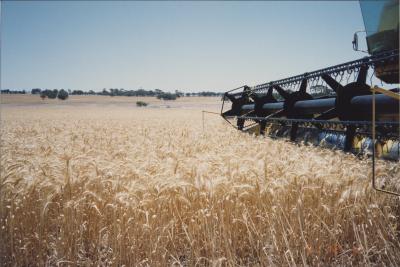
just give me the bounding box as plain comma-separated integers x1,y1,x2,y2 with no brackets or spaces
221,0,399,164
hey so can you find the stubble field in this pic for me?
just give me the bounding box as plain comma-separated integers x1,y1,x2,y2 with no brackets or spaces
1,95,399,266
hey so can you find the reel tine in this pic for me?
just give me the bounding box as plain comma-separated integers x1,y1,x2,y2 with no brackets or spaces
266,87,274,99
321,74,345,93
224,93,238,103
273,85,290,99
299,78,308,94
357,64,369,84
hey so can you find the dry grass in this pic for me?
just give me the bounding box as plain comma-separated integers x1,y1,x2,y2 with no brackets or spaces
1,102,399,266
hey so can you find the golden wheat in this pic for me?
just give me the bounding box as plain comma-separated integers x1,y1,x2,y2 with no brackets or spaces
1,103,399,266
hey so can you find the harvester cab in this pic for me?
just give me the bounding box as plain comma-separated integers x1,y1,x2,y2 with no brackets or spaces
220,0,399,194
358,0,399,83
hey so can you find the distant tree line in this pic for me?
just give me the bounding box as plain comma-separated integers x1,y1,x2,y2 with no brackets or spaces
4,86,330,101
185,91,223,97
39,89,69,100
1,89,26,94
2,88,224,101
157,92,179,100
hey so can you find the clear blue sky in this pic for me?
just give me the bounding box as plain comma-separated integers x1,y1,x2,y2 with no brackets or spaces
1,1,367,92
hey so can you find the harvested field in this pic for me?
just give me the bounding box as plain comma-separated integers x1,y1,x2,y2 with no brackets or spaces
1,96,399,266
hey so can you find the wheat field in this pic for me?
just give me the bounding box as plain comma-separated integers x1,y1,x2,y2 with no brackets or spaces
1,97,399,266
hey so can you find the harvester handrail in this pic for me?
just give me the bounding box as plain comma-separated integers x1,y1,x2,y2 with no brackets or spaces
225,49,399,97
371,86,400,196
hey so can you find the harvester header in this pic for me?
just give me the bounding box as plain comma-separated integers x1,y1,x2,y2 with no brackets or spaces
221,0,399,160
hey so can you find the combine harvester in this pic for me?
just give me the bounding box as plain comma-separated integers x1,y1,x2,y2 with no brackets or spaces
221,0,399,194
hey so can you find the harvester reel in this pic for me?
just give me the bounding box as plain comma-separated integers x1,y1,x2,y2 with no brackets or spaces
221,51,399,159
222,87,252,117
252,88,277,117
222,86,254,129
274,78,313,119
320,64,371,121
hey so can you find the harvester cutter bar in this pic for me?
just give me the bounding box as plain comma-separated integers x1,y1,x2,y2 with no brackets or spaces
223,115,399,139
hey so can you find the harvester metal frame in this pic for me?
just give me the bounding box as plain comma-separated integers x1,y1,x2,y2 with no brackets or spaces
371,86,400,196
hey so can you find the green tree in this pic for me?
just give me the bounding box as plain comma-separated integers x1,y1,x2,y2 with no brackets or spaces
57,89,69,100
